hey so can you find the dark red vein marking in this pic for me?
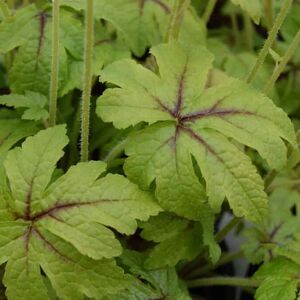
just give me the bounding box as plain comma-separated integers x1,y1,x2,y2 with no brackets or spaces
179,125,221,160
24,183,33,220
181,109,254,122
181,98,254,123
139,0,146,15
94,38,114,46
24,226,33,274
34,228,74,263
36,12,48,60
0,132,13,147
174,65,187,117
139,0,170,15
151,0,171,13
31,199,114,221
153,96,175,117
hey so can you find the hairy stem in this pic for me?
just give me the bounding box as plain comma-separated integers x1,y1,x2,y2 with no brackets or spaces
187,251,244,279
80,0,94,162
0,0,10,18
215,217,241,242
202,0,217,24
166,0,190,41
48,0,60,127
187,277,261,288
264,28,300,93
246,0,293,84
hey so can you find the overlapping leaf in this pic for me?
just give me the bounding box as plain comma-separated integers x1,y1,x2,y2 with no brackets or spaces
105,250,191,300
0,125,161,300
0,92,48,121
254,257,300,300
0,4,128,97
140,212,220,267
61,0,206,56
97,42,297,225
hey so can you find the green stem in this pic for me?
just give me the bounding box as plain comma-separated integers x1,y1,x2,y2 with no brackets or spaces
23,0,29,6
243,13,254,51
48,0,60,127
80,0,94,162
166,0,190,42
187,251,243,279
104,139,127,169
187,277,261,289
215,217,241,243
202,0,217,25
264,0,273,30
7,0,13,9
246,0,293,84
0,0,10,18
264,28,300,94
230,12,239,47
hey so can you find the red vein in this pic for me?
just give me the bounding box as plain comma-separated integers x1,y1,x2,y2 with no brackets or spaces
174,65,187,117
179,125,220,159
34,228,74,263
24,226,33,275
153,96,175,117
151,0,171,13
36,12,48,58
24,183,33,220
139,0,170,15
31,199,114,221
180,99,254,123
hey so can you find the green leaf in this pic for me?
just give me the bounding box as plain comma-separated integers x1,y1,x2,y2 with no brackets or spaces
114,250,192,300
8,11,68,96
140,213,220,267
97,42,297,225
254,257,300,300
231,0,262,24
61,0,206,56
0,119,38,158
0,5,38,53
0,126,161,299
0,92,48,121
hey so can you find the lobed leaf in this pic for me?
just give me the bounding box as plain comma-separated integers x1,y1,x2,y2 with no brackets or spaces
97,42,298,225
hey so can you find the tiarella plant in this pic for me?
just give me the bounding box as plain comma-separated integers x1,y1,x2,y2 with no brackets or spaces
0,0,300,300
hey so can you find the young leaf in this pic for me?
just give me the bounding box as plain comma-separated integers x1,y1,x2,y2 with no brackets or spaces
254,257,300,300
140,212,220,267
231,0,262,24
0,126,161,300
112,250,192,300
0,119,38,158
97,42,297,225
0,92,48,121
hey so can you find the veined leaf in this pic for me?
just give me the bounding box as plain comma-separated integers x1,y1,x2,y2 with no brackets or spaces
110,250,191,300
0,126,161,300
61,0,205,56
140,212,220,267
254,257,300,300
0,92,48,121
97,42,297,225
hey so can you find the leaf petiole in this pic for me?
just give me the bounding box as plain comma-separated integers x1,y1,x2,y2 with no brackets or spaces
187,277,261,288
49,0,60,127
80,0,94,162
246,0,293,84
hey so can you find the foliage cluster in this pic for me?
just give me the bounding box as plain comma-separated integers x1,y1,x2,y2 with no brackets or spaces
0,0,300,299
